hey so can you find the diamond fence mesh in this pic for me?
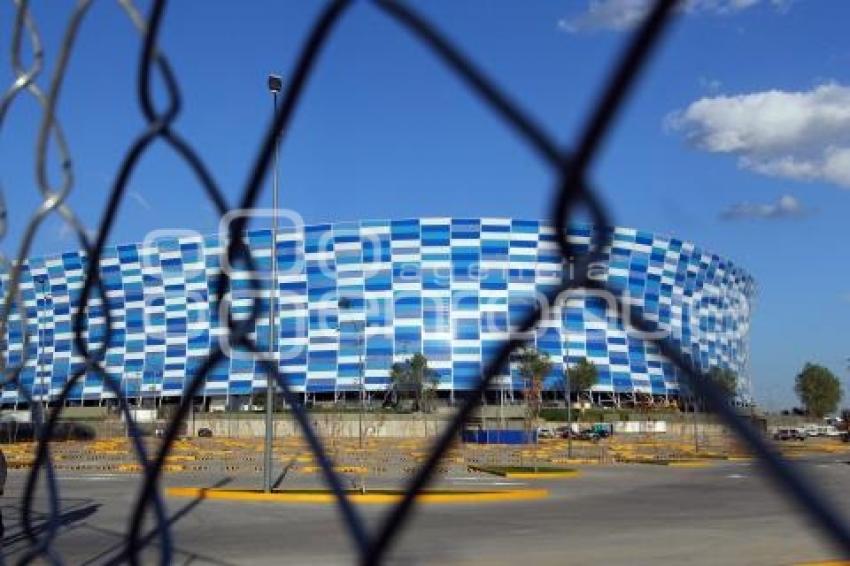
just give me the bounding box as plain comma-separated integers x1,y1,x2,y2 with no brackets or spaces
1,0,850,564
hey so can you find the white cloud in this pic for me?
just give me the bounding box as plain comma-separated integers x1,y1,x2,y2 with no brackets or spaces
129,190,152,211
719,194,808,220
57,222,96,243
667,83,850,188
559,0,788,33
698,76,722,93
559,0,648,32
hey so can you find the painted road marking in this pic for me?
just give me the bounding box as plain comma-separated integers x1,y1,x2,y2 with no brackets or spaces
448,478,525,486
57,474,125,481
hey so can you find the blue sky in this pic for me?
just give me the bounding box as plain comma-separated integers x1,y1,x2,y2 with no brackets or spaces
2,0,849,409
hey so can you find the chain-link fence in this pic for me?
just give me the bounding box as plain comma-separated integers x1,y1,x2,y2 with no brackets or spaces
2,0,850,564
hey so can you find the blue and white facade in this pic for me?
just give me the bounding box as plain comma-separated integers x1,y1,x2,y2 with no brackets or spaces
0,218,755,407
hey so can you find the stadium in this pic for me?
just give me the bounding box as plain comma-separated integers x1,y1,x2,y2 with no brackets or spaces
0,217,755,410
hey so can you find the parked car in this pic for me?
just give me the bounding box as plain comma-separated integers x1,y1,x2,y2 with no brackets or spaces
773,428,805,441
536,427,556,439
590,423,613,438
565,428,600,442
801,424,818,437
555,426,601,442
556,426,580,439
555,425,573,438
815,425,841,437
579,429,601,443
197,427,213,438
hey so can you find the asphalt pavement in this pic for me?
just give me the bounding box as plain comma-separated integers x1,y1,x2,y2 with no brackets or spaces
2,455,850,565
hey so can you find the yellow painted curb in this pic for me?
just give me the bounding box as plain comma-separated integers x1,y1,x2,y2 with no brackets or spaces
667,461,712,468
165,487,549,505
468,465,579,478
504,470,581,479
616,458,712,467
298,465,368,475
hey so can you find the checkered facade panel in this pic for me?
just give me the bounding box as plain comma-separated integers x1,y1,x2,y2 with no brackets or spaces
0,218,755,404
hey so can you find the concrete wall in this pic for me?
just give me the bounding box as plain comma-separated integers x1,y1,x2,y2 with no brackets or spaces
190,414,452,439
187,414,729,439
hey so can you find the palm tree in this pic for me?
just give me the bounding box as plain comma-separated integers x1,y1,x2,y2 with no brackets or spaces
388,362,407,408
516,346,553,429
567,358,598,410
389,353,436,412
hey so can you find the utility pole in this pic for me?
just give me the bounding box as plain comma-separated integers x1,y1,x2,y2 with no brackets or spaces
566,366,572,459
338,297,365,448
124,375,129,438
35,276,50,416
358,324,364,449
693,395,700,453
499,378,505,430
263,73,283,494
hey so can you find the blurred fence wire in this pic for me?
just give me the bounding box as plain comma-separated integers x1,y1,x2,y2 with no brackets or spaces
2,0,850,564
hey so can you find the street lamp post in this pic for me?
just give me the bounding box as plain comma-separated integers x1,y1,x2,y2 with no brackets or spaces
35,276,51,416
693,394,700,453
124,374,130,438
339,298,365,448
565,367,572,459
357,326,364,449
263,73,283,494
499,377,505,430
124,371,141,438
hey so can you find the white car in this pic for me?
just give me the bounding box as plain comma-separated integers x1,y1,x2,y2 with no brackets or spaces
536,427,555,439
816,425,841,437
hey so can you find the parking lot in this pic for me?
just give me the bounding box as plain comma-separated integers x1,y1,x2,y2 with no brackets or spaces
3,438,850,564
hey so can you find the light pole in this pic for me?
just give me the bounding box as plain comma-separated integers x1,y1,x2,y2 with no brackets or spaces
693,393,700,454
339,298,365,448
565,366,572,459
357,327,365,448
124,371,141,438
263,73,283,494
35,276,51,415
499,376,505,430
124,373,130,438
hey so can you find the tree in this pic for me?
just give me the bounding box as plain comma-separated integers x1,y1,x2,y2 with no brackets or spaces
698,367,738,410
708,367,737,398
795,363,843,418
567,358,598,404
516,347,553,426
389,362,407,408
420,369,440,414
389,353,437,412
